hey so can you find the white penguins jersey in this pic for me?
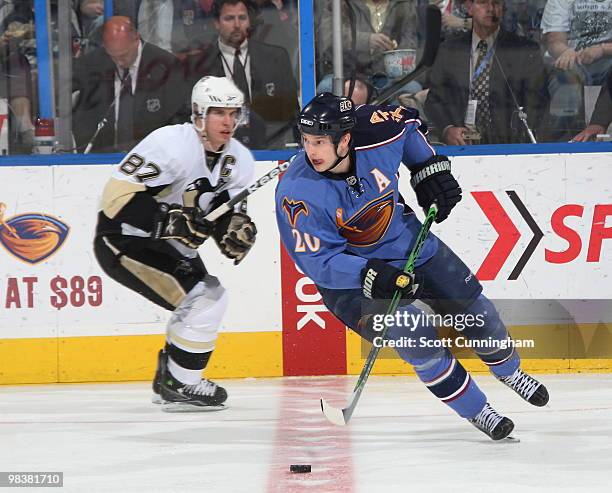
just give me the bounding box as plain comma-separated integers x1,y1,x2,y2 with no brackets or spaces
98,122,256,256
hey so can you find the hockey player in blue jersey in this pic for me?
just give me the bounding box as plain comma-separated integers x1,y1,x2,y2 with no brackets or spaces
275,93,549,440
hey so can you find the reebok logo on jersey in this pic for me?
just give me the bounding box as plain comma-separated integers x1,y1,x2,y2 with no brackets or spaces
363,268,377,299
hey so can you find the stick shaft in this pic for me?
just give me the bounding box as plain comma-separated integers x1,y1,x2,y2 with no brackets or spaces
203,161,290,222
340,204,438,423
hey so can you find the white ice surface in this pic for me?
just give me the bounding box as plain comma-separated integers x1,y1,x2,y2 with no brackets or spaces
1,374,611,493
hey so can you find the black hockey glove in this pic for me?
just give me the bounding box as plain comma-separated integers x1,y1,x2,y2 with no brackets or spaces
360,259,423,301
410,155,462,223
213,212,257,265
152,203,213,249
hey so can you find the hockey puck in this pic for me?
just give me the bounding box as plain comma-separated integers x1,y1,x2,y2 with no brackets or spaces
290,465,311,473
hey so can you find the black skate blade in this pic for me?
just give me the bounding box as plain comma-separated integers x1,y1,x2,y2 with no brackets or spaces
161,402,228,413
151,394,163,405
502,435,520,443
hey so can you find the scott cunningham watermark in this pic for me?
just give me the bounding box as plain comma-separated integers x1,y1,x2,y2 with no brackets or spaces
370,312,535,350
372,335,535,350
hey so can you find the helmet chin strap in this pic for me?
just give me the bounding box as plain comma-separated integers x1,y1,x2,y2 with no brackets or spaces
323,138,351,173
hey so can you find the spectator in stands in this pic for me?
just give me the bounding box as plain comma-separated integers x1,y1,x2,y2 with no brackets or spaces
187,0,298,149
76,0,104,51
572,69,612,141
344,75,373,105
114,0,218,57
424,0,549,144
430,0,472,39
0,44,34,154
251,0,298,76
316,0,419,93
317,74,373,105
541,0,612,138
502,0,545,43
72,16,189,152
1,1,83,61
0,1,34,64
0,1,15,28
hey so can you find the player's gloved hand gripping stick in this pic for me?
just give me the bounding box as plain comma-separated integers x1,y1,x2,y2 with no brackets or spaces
204,161,291,222
321,203,438,426
154,161,290,248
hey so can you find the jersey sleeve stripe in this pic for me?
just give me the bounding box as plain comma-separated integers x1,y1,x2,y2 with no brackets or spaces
417,129,436,155
354,127,406,151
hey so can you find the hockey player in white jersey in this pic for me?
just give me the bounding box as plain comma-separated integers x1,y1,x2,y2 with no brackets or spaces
94,76,257,412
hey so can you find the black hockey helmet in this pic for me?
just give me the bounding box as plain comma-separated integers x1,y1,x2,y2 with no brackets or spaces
298,92,357,144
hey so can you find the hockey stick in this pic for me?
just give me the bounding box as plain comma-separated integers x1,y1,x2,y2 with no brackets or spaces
321,203,438,426
203,160,291,222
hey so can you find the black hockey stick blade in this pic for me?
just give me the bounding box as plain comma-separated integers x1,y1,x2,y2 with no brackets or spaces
204,160,291,222
321,205,438,425
371,5,441,105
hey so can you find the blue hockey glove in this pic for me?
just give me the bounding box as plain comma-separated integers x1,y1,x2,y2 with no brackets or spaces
410,155,461,223
361,259,423,301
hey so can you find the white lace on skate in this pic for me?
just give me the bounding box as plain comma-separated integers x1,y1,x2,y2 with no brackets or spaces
183,379,218,397
499,368,539,401
470,403,503,434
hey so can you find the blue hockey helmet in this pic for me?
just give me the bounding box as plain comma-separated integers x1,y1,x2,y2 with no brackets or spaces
298,92,356,144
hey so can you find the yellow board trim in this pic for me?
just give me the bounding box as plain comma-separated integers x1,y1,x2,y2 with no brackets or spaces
0,332,283,385
2,323,611,385
346,325,612,375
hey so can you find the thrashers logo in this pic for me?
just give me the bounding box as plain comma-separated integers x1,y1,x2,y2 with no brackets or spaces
336,191,394,247
0,202,70,264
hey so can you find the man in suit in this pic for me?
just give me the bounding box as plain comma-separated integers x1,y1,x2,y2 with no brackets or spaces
187,0,299,149
424,0,549,145
72,16,189,153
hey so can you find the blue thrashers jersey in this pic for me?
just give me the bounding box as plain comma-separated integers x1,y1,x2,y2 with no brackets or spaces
275,104,440,290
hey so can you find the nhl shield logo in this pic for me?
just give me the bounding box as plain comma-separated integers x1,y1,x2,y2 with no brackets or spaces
265,83,276,97
146,98,161,112
346,175,357,186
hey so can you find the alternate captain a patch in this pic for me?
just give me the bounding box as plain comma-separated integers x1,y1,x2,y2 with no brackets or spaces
336,191,394,246
282,198,309,227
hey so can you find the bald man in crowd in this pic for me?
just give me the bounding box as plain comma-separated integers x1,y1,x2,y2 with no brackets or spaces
72,16,189,152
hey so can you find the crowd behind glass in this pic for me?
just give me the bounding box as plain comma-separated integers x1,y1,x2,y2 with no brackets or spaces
0,0,610,155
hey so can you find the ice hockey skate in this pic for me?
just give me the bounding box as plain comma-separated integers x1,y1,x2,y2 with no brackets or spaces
496,368,549,406
151,349,166,404
158,365,228,412
150,348,228,412
469,403,515,441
